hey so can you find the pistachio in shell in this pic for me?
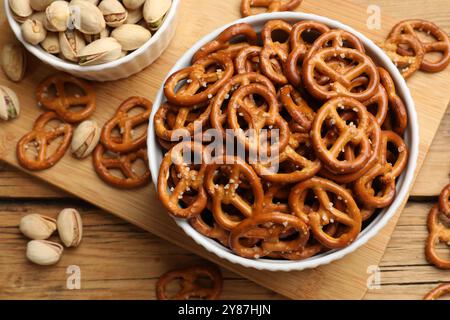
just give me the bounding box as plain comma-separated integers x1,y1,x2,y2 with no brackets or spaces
19,214,56,240
111,24,151,51
45,0,71,32
59,29,86,62
41,31,60,54
21,19,47,45
30,0,56,11
57,208,83,248
78,37,122,66
0,86,20,121
70,0,106,35
98,0,128,28
0,43,27,82
143,0,171,32
123,0,145,10
26,240,63,266
124,8,143,24
9,0,33,23
71,120,100,158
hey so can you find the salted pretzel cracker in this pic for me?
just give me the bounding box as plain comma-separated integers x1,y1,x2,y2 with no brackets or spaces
425,204,450,269
289,177,362,249
93,144,150,189
204,156,264,230
192,23,258,63
303,47,379,101
311,97,372,174
36,73,96,123
164,53,234,107
240,0,302,17
17,112,73,171
101,96,152,153
229,212,309,258
158,141,208,218
156,265,223,300
188,209,230,247
439,184,450,218
423,283,450,300
389,19,450,73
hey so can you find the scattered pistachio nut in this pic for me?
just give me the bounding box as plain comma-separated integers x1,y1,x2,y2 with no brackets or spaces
9,0,33,23
19,213,57,240
30,0,56,11
45,1,71,32
70,0,106,35
26,240,63,265
143,0,171,31
71,120,100,158
57,208,83,248
98,0,128,28
21,19,47,45
1,43,27,82
59,29,86,62
78,37,122,65
41,31,60,54
111,24,151,51
0,86,20,121
122,0,145,10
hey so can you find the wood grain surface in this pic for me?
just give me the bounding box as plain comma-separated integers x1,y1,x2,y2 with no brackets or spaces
0,0,449,300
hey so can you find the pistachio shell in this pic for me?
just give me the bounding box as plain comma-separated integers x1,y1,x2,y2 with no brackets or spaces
83,27,110,44
0,86,20,121
41,31,60,54
1,43,27,82
45,1,70,32
26,240,63,266
9,0,33,22
57,208,83,247
143,0,171,30
19,214,56,240
98,0,128,28
124,8,143,24
70,0,106,35
78,37,122,65
21,19,47,45
30,0,56,11
111,24,151,51
59,29,85,62
123,0,145,10
71,120,100,158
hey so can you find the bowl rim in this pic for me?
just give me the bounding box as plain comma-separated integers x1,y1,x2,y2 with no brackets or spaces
4,0,181,72
147,12,419,271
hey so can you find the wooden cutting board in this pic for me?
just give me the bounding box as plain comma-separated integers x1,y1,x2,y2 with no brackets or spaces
1,0,449,299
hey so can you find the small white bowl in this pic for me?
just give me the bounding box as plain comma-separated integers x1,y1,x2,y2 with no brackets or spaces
148,12,419,271
5,0,181,81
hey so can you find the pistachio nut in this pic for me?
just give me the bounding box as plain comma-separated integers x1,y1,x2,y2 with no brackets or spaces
41,31,60,54
19,213,56,240
123,0,145,10
30,0,56,11
21,19,47,45
45,1,70,32
57,208,83,248
124,8,143,24
98,0,128,28
59,29,86,62
143,0,171,31
1,43,26,82
26,240,63,266
9,0,33,23
71,120,100,158
0,86,20,121
78,37,122,65
111,24,151,51
70,0,106,35
83,27,109,44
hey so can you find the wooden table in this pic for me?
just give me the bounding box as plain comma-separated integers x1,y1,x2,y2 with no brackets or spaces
0,0,449,300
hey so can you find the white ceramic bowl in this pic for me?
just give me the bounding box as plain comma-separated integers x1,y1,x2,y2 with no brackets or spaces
5,0,180,81
148,12,419,271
